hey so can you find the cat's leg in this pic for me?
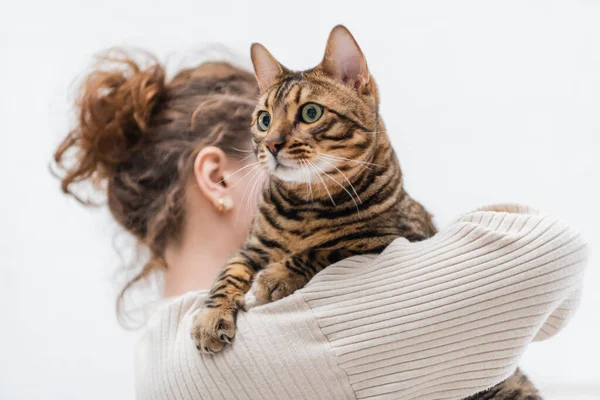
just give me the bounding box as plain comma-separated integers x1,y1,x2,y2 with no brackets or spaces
251,233,398,304
252,249,350,303
191,250,265,353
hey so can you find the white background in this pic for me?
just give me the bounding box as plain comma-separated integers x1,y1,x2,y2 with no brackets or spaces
1,1,599,399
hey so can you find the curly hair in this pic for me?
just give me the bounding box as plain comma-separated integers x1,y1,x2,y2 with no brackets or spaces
52,49,258,316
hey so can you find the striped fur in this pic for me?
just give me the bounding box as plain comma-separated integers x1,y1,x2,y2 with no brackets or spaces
190,25,541,399
465,369,542,400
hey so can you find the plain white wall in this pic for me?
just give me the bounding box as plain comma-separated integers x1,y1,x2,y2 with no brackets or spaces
1,1,598,399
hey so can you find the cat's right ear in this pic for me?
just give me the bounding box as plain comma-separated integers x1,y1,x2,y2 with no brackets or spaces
319,25,369,90
251,43,285,92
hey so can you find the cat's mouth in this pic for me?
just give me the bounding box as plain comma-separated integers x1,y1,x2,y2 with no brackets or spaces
265,152,296,169
264,151,337,183
265,156,311,182
271,159,299,174
274,162,293,171
274,157,300,169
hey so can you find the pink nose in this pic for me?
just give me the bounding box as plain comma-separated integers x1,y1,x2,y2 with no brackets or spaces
265,137,285,156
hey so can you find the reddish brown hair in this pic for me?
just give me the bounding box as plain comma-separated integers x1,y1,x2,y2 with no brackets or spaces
52,49,258,313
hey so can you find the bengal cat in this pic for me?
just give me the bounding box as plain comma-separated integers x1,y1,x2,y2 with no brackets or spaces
191,25,541,400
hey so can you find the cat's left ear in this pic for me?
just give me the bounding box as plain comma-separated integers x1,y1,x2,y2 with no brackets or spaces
251,43,286,92
319,25,369,90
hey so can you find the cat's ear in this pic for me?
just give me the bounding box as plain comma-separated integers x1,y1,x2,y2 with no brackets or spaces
319,25,369,89
251,43,286,92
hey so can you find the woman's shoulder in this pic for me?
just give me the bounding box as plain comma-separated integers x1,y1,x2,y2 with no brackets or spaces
136,290,207,349
134,288,354,400
134,291,207,398
149,290,207,322
133,204,588,399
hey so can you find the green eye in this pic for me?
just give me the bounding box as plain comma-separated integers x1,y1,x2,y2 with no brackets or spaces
301,103,323,123
257,111,271,131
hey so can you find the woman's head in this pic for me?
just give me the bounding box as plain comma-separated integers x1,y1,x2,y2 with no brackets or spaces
53,50,260,303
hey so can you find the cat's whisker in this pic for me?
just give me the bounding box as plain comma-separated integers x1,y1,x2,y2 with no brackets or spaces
318,159,372,174
229,146,255,154
323,153,379,165
320,154,381,167
248,171,265,221
226,163,263,191
306,160,336,206
220,161,261,184
320,153,380,170
244,168,264,222
307,162,315,203
234,165,263,226
233,165,264,227
299,160,307,197
300,159,314,202
238,153,257,163
316,157,362,204
298,160,308,195
306,161,314,203
311,161,360,212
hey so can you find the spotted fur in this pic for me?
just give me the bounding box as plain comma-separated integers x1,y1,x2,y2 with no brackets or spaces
190,25,541,399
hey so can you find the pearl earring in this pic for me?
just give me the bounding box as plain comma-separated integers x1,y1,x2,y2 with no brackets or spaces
215,197,233,214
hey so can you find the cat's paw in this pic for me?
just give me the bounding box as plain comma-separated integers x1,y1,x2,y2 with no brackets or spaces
190,306,236,354
243,290,267,310
251,263,307,303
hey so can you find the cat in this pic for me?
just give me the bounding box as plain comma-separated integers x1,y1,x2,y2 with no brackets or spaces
191,24,435,352
191,25,541,400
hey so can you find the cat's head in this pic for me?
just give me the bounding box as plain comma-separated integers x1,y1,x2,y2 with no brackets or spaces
250,25,380,184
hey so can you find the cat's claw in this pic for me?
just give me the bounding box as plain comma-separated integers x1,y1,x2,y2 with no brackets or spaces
251,263,307,303
190,307,236,354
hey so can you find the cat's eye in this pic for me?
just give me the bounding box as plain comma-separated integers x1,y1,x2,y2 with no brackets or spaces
257,111,271,131
301,103,323,124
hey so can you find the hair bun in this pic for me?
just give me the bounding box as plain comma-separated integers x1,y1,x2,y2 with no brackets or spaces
53,50,166,201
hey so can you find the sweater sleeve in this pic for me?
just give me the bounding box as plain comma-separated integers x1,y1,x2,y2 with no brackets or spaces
134,204,588,400
298,204,588,400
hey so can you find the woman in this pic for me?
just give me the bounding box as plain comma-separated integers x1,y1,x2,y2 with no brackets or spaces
53,51,587,399
54,53,261,299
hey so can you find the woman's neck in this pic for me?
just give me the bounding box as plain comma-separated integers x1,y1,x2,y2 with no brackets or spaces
163,215,237,298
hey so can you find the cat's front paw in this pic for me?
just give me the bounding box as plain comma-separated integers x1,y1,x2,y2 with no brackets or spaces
190,306,237,354
251,263,307,303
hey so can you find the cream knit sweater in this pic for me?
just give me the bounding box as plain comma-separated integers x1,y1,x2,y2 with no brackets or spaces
135,204,588,400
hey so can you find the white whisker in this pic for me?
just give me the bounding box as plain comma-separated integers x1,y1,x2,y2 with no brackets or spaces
317,157,362,204
220,161,261,184
245,168,264,221
234,166,263,226
320,153,380,169
305,160,314,203
229,146,255,154
306,160,336,206
238,153,257,163
300,159,313,202
311,161,360,212
226,163,263,192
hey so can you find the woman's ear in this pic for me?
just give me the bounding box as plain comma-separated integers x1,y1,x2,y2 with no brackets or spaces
193,146,234,213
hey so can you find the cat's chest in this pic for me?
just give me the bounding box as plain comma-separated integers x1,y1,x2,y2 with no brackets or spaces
255,208,333,250
261,213,365,254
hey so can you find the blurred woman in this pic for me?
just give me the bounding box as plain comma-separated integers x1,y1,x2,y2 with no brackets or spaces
54,53,262,300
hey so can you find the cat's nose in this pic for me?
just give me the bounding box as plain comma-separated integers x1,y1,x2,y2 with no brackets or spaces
265,137,285,157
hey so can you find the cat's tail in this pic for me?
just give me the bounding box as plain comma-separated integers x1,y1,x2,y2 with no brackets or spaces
464,369,542,400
